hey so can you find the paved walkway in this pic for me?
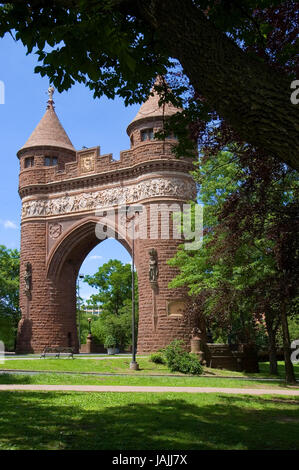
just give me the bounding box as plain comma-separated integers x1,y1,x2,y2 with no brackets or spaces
0,384,298,395
3,356,140,361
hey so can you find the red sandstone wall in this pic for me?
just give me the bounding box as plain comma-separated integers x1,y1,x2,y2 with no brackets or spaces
17,220,79,353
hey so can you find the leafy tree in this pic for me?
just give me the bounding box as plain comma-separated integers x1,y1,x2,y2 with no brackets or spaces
83,259,138,349
0,245,20,349
78,311,99,346
169,149,298,382
287,312,299,344
0,1,298,170
91,300,137,351
84,259,133,316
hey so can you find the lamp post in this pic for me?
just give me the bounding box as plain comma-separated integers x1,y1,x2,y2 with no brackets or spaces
77,273,84,350
126,205,143,371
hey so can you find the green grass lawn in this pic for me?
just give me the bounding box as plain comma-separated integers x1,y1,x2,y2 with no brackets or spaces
1,358,298,450
0,358,298,389
1,357,298,379
0,391,298,450
1,357,170,375
0,372,298,389
258,362,299,378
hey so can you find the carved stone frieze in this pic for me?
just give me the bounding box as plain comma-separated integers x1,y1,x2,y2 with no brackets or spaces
22,177,196,219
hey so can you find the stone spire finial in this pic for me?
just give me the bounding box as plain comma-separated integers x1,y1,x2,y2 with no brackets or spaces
47,85,55,108
18,87,75,154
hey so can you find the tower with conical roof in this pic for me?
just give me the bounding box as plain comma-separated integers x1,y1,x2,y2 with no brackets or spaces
17,83,198,355
17,87,78,354
18,87,76,176
127,76,181,150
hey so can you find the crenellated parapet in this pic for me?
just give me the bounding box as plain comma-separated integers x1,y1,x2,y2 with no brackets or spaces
19,140,194,200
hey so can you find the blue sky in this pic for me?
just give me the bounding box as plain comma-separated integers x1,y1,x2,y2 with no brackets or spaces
0,33,138,300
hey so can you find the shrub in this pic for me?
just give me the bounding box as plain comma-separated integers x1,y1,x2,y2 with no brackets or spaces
149,352,166,364
164,340,203,375
90,303,138,351
104,334,117,349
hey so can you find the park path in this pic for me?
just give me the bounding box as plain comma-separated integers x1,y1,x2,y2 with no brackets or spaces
0,384,298,395
3,355,141,361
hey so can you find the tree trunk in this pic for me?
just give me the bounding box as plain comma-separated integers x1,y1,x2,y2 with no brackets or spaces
137,0,299,171
267,329,278,376
264,311,278,376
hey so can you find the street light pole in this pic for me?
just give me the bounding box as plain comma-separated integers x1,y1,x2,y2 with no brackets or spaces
77,273,84,351
126,205,143,371
131,215,137,369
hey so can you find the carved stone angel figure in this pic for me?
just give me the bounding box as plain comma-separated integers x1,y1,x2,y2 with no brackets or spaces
149,248,158,283
24,262,32,296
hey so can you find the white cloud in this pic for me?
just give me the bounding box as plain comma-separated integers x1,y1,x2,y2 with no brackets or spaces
2,220,17,229
88,255,103,260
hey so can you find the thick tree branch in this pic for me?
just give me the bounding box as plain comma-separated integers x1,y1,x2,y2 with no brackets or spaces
136,0,299,171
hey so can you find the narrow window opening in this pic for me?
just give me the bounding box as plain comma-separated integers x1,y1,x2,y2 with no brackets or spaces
45,156,58,167
24,157,34,168
141,128,154,141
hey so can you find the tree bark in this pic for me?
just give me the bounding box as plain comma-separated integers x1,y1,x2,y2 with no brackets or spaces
267,329,278,376
264,311,278,375
137,0,299,171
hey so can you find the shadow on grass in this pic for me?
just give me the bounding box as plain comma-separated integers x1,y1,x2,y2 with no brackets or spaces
0,374,37,384
0,391,298,450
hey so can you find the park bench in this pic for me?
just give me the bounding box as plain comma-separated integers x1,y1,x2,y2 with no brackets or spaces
40,347,74,359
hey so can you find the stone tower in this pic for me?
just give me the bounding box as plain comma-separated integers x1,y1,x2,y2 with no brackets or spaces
17,83,197,354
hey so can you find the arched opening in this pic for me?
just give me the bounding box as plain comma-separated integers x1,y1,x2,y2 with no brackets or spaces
46,217,136,353
47,216,132,280
77,238,135,353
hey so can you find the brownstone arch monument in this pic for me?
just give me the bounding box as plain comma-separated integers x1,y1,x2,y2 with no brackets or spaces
16,85,197,354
